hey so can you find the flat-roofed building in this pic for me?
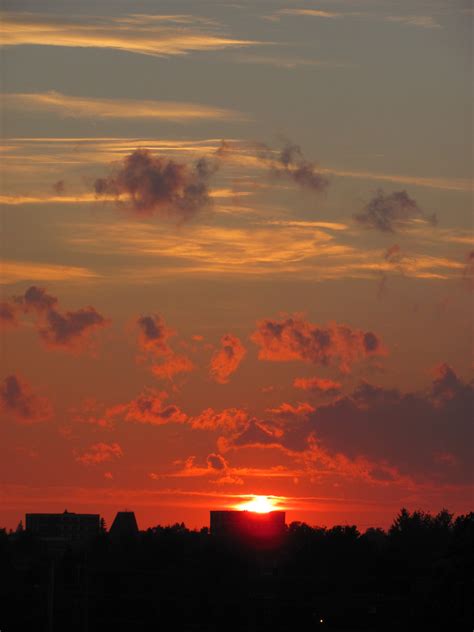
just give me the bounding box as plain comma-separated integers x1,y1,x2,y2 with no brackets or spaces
25,510,100,544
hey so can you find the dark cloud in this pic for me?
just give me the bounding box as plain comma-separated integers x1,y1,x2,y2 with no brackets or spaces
0,302,19,328
269,141,329,193
206,453,227,471
39,307,108,350
304,368,473,484
137,314,172,354
251,314,385,373
108,389,187,426
136,314,194,380
0,374,52,424
94,148,216,220
210,334,246,384
8,286,109,352
52,179,65,194
354,189,436,232
15,285,58,313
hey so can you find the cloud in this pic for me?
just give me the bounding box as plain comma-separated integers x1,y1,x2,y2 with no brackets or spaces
267,402,315,423
136,313,194,381
293,377,342,394
264,141,329,193
108,389,187,426
206,452,228,471
0,302,19,328
304,369,474,484
189,407,249,433
385,15,440,29
0,13,259,58
137,314,173,354
0,261,97,285
462,250,474,289
210,334,247,383
0,374,52,424
270,8,440,29
251,314,385,373
8,286,109,352
75,442,123,465
94,148,216,221
4,91,247,122
354,189,436,233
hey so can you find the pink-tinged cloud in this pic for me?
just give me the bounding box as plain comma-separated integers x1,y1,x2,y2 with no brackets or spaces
75,442,123,465
10,286,110,352
210,333,246,383
293,377,342,394
0,374,52,424
151,354,194,380
251,314,385,372
108,389,187,426
189,407,249,433
167,453,242,484
94,148,217,221
136,314,194,381
267,402,315,422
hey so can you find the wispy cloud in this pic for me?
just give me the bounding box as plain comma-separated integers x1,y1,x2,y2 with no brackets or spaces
0,12,261,57
3,92,248,122
268,8,441,29
0,260,98,284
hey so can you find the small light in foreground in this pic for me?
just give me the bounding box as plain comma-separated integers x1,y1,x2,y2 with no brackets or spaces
237,495,277,513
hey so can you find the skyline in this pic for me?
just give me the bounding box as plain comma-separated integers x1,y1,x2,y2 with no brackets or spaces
0,0,472,531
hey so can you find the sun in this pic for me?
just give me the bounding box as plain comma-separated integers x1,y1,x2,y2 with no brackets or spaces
237,495,277,513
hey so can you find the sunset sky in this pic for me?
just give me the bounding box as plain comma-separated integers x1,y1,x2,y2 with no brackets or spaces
0,0,472,531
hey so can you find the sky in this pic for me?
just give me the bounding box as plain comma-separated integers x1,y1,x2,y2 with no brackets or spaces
0,0,472,531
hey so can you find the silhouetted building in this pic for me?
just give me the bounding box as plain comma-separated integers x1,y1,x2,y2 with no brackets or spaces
25,510,100,544
109,511,139,540
210,510,286,543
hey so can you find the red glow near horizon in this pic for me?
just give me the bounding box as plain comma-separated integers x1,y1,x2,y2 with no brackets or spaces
236,495,279,513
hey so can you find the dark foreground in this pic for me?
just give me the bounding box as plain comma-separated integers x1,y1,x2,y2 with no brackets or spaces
1,508,473,632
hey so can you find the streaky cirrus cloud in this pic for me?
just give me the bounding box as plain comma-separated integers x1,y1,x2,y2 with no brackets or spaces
210,334,247,383
269,8,440,29
354,189,437,233
0,12,260,57
0,374,52,424
6,286,110,353
94,148,217,221
107,389,187,426
136,313,194,380
0,260,98,284
251,314,385,373
4,91,247,122
75,442,123,465
293,377,342,394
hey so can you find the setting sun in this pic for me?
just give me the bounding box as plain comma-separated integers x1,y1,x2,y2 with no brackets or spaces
237,496,278,513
